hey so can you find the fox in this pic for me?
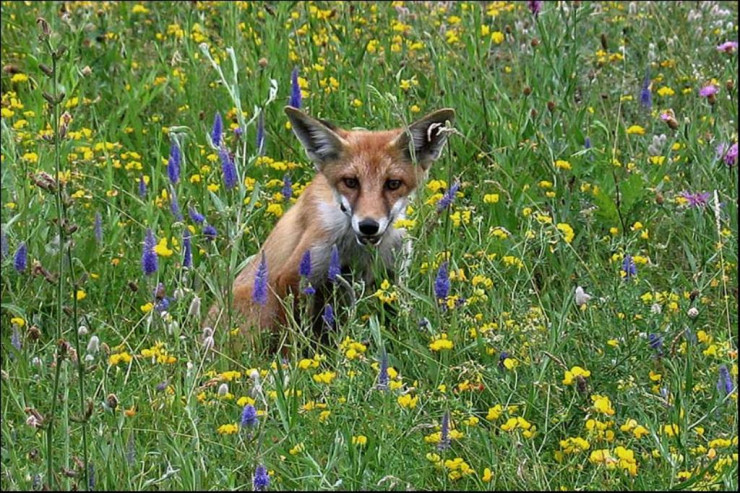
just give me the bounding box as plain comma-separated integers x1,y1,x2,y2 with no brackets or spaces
207,105,455,343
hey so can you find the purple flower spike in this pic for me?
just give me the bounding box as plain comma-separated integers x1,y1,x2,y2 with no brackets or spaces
142,229,158,276
290,67,302,109
434,261,450,301
299,249,312,278
219,146,238,190
167,142,181,185
328,244,340,283
253,253,269,306
211,112,223,147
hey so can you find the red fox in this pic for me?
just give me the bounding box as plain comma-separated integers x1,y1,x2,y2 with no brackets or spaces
207,106,455,341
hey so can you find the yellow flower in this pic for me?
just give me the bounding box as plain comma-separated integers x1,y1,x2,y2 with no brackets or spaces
237,396,256,407
429,333,454,352
312,371,337,385
11,73,29,83
153,238,174,257
633,425,649,439
486,405,503,421
626,125,646,135
482,468,493,482
663,424,679,437
266,203,284,217
10,317,25,327
554,159,572,170
562,366,591,385
397,393,418,409
217,423,239,435
483,193,499,204
657,86,675,96
75,290,87,301
109,352,133,366
491,31,505,44
556,223,575,244
289,443,305,455
591,395,615,415
352,435,367,446
140,302,154,313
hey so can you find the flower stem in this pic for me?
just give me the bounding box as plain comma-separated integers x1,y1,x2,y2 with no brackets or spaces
46,45,63,492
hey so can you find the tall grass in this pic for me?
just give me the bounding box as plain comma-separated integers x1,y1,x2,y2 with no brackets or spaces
1,1,737,491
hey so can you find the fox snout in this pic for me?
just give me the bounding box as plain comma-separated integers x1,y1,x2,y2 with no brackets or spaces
353,217,385,245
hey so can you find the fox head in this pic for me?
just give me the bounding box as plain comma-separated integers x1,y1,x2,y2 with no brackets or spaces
285,106,455,246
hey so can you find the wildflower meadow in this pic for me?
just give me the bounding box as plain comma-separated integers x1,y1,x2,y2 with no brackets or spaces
1,1,738,490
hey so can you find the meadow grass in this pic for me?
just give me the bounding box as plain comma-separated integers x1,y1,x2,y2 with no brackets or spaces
1,1,738,490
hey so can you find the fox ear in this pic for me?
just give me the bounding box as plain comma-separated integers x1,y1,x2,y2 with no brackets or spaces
393,108,455,169
284,106,348,169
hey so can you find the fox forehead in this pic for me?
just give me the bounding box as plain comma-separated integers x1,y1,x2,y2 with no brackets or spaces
326,129,419,182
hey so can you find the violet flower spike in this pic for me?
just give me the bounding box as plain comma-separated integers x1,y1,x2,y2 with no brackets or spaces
299,249,312,278
282,174,293,200
219,146,238,190
203,224,217,242
189,206,205,224
437,182,460,212
290,67,302,109
434,261,450,301
142,229,158,276
14,242,27,272
328,244,340,283
323,304,335,329
621,254,637,279
183,230,192,268
167,142,181,185
640,71,652,109
211,112,223,148
138,175,147,198
253,253,269,306
253,465,270,491
94,212,103,244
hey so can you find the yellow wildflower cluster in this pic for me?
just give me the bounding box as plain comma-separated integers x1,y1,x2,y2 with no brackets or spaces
397,393,418,409
589,446,639,476
140,341,177,364
217,423,238,435
373,279,398,304
442,457,475,481
338,337,367,360
429,333,454,352
561,436,591,454
620,419,650,439
500,416,537,438
312,371,337,385
585,418,616,443
254,156,301,171
109,351,133,366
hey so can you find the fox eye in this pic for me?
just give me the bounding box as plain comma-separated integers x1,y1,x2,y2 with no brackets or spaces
385,179,402,191
343,177,359,189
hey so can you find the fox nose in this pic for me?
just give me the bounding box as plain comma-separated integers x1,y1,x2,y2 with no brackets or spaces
358,219,380,236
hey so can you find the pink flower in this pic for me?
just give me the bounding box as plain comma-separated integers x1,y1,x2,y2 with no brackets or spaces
699,84,718,98
716,41,738,53
717,142,738,167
